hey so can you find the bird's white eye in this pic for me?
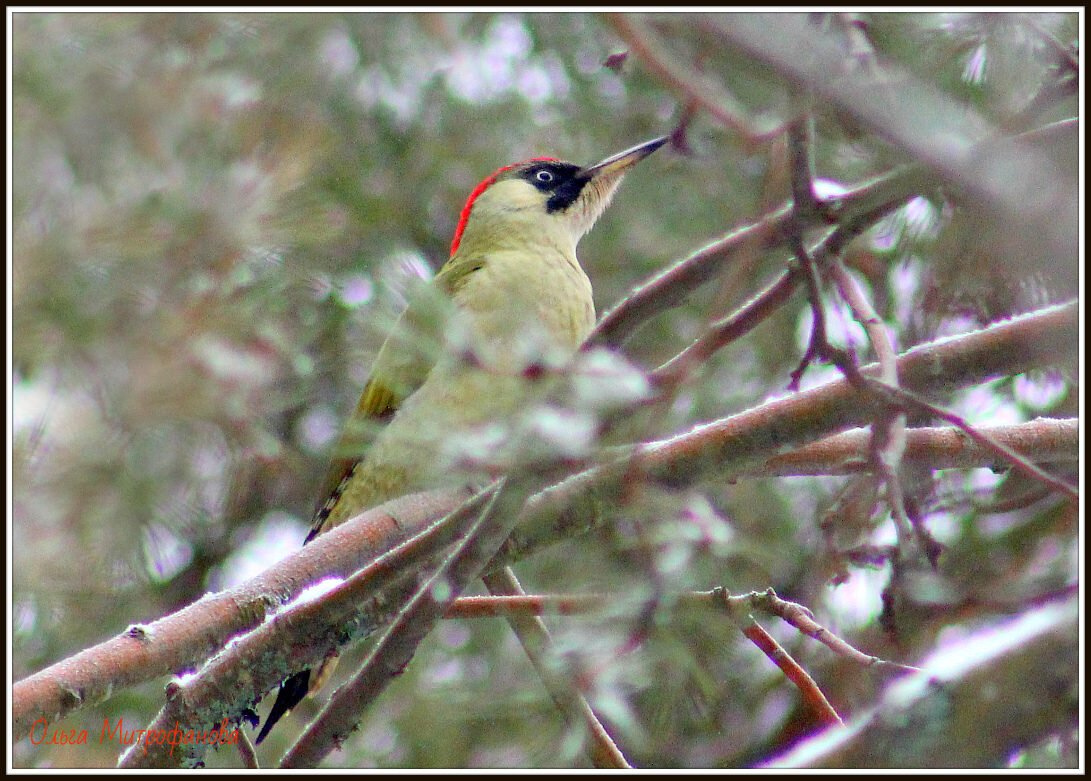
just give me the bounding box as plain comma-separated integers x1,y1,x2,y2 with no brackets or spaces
535,169,555,183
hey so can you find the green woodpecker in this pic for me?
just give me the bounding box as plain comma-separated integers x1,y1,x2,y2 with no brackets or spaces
255,135,666,744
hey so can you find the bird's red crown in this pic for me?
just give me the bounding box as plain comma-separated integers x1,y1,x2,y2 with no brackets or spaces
449,157,557,257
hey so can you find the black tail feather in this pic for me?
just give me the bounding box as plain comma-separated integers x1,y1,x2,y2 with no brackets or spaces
255,669,311,745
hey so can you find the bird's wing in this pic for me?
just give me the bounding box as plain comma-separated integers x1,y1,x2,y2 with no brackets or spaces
304,376,400,542
262,276,456,741
304,259,477,542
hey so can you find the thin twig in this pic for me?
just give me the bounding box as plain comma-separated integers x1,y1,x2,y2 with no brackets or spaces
829,261,922,558
651,267,800,388
724,609,843,728
449,588,918,676
649,181,915,392
236,728,260,769
784,97,832,391
447,593,606,618
787,110,822,219
482,568,631,769
590,155,943,354
787,235,837,392
606,13,779,143
746,621,843,727
587,204,796,350
862,380,1079,502
740,587,918,673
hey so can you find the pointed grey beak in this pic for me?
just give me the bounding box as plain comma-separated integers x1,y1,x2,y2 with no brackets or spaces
579,136,669,181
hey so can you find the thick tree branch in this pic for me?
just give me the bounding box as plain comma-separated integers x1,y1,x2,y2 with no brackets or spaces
117,486,497,767
13,487,474,741
503,300,1077,562
753,417,1077,477
16,302,1075,752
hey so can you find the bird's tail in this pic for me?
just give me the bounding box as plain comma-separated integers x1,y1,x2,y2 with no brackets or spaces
254,656,340,744
254,669,311,745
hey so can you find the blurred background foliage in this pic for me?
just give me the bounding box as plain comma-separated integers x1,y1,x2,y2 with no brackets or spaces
11,11,1079,769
